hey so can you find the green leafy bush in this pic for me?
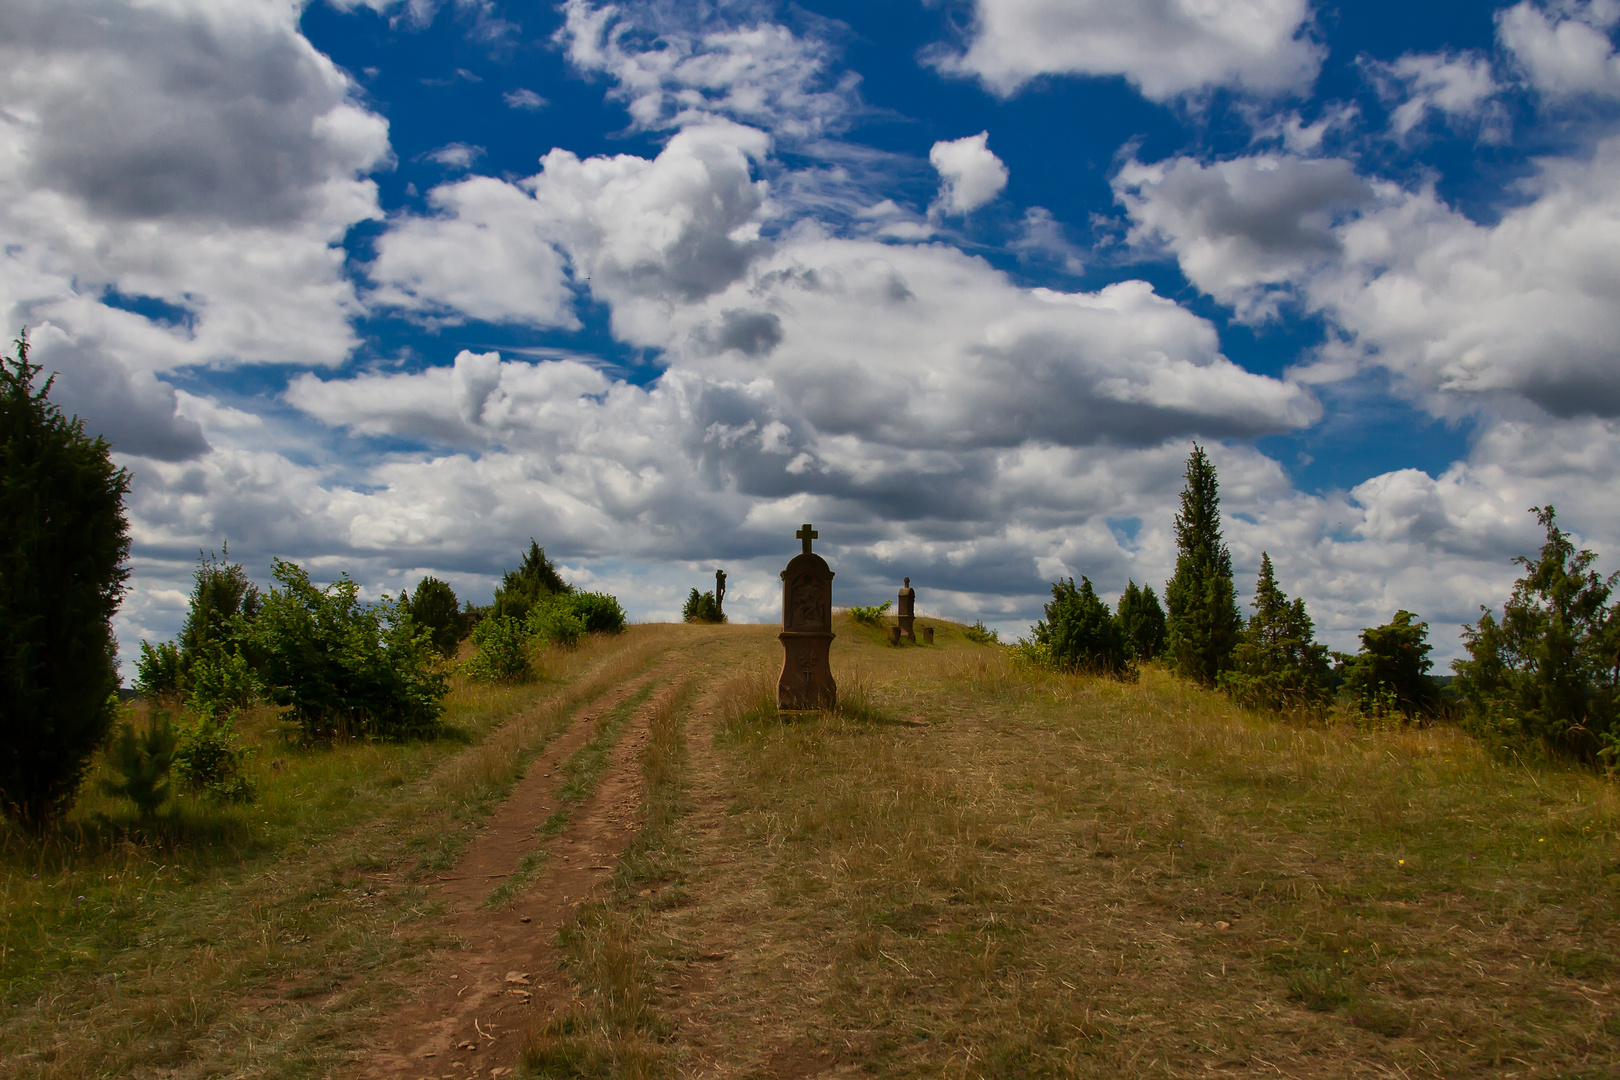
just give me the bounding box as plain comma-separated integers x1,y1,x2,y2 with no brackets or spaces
683,589,725,624
1116,580,1166,661
567,591,627,634
0,331,131,830
1219,553,1332,715
403,576,465,655
1339,610,1439,720
465,615,534,682
528,598,586,648
173,710,254,802
1029,576,1133,678
251,559,448,741
135,640,184,699
99,713,178,818
1454,506,1618,762
187,643,260,719
850,600,892,626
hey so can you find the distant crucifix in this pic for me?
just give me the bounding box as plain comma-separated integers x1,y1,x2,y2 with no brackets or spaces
796,523,818,554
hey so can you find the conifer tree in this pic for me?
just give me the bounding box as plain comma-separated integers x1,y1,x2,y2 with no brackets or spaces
1032,576,1132,676
404,576,463,655
176,548,257,673
493,540,570,622
0,332,132,830
1454,506,1618,758
1220,553,1331,713
1116,580,1167,661
1163,444,1242,686
1341,611,1439,718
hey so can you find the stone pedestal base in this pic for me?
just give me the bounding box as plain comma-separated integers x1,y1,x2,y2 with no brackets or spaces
897,614,915,642
778,631,836,710
922,626,934,645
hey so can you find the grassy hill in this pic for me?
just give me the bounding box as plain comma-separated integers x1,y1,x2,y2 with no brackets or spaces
3,617,1617,1078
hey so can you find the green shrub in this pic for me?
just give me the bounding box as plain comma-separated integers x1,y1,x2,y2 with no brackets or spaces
187,643,260,718
1219,553,1332,715
250,559,448,741
1116,580,1166,661
99,712,178,818
1454,506,1618,762
1339,610,1439,720
0,331,131,830
683,589,725,624
528,598,586,648
963,621,1001,645
173,710,254,802
465,615,534,682
1029,576,1133,678
567,591,627,634
403,576,465,656
850,600,892,626
135,640,184,699
494,540,570,622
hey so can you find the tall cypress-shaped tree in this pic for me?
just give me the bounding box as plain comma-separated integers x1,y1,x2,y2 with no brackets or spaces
0,332,132,830
1164,444,1242,686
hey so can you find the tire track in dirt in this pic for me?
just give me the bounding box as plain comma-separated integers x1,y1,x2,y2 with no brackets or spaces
345,653,690,1080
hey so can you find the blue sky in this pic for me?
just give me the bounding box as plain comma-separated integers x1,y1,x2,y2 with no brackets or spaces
6,0,1620,671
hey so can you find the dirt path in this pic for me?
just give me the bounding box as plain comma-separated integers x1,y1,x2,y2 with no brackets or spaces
345,660,683,1080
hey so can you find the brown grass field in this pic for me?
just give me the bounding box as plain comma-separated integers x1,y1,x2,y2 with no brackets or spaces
3,616,1619,1078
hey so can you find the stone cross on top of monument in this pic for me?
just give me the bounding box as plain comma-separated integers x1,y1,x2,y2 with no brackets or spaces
778,522,835,710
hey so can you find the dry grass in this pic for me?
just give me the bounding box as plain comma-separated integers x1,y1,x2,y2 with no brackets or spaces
538,616,1620,1078
9,615,1620,1079
0,624,691,1080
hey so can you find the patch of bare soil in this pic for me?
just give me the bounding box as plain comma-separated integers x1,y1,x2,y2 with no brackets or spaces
344,667,680,1080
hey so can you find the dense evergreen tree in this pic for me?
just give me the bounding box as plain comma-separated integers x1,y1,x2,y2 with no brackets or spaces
1220,553,1331,713
682,589,725,624
1454,506,1618,759
1032,576,1132,677
404,576,464,656
0,332,132,830
1163,444,1242,686
1340,610,1439,718
1116,580,1166,661
493,540,570,622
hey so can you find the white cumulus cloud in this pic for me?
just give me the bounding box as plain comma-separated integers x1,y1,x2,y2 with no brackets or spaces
929,132,1009,216
0,0,390,458
931,0,1323,101
1499,0,1620,98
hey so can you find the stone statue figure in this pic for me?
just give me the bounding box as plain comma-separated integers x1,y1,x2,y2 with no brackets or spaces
715,568,726,617
897,576,916,642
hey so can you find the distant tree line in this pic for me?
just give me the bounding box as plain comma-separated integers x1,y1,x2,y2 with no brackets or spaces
1022,444,1620,766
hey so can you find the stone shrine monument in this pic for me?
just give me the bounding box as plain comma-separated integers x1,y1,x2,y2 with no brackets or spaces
778,524,836,710
715,568,726,618
896,577,916,642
